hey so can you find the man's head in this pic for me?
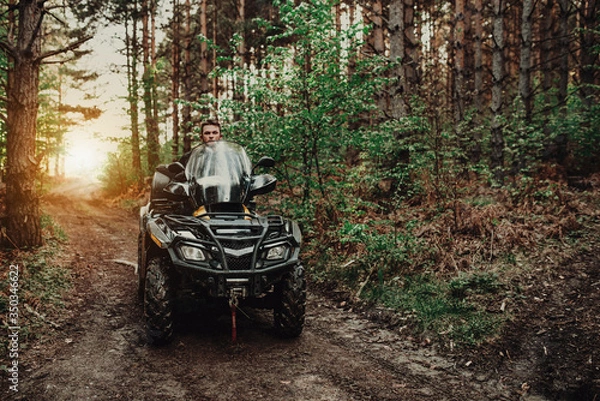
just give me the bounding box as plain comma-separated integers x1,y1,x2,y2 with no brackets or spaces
201,119,222,144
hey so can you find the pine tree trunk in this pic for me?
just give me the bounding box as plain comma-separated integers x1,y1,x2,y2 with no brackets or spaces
557,0,570,108
172,0,181,160
541,0,556,108
389,0,407,119
126,0,142,183
471,0,483,163
519,0,534,120
454,0,465,131
579,0,598,106
491,0,506,185
403,0,418,99
367,0,386,114
183,0,192,153
142,0,160,170
5,0,43,247
200,0,209,94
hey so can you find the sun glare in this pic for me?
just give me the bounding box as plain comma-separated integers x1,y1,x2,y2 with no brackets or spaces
64,142,107,178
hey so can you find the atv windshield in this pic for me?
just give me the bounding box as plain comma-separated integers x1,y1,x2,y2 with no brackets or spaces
185,141,252,206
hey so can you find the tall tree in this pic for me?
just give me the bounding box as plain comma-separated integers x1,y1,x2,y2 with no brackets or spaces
519,0,534,121
471,0,484,163
557,0,570,109
453,0,466,130
369,0,386,113
0,0,94,247
389,0,408,118
126,0,143,181
490,0,505,184
578,0,599,106
403,0,418,101
182,0,192,153
142,0,160,170
199,0,209,94
171,0,181,160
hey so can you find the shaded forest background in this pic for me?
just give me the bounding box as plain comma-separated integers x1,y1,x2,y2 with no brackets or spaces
1,0,599,346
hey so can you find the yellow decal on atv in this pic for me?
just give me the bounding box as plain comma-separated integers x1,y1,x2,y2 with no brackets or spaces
193,206,210,219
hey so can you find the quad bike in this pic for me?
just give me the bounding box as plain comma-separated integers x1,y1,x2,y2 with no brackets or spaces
137,141,306,345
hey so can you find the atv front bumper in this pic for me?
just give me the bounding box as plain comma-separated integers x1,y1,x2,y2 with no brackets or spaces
148,213,303,299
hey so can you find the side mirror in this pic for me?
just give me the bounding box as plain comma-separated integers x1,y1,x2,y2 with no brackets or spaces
249,174,277,197
252,156,275,173
168,162,185,175
164,182,189,197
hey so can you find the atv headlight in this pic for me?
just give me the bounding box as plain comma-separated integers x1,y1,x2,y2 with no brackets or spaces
179,244,206,261
266,244,288,260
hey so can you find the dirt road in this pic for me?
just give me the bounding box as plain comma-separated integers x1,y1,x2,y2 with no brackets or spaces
5,179,598,400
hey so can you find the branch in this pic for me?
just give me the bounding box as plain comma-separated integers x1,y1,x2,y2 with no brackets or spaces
37,35,93,62
0,39,16,59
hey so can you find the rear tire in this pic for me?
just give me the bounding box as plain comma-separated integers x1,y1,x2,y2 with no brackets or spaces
144,257,175,345
274,265,306,338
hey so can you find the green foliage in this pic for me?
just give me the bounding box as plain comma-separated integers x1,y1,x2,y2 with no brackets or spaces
99,140,141,196
0,216,72,354
339,219,420,276
199,0,390,227
560,95,600,173
370,274,505,346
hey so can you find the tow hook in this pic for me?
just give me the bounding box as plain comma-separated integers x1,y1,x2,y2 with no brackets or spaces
228,287,245,343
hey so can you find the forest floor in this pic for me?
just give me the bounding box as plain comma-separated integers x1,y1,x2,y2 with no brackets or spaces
1,176,599,400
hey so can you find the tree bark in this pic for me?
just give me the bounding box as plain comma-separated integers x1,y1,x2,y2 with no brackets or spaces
403,0,418,100
557,0,570,109
471,0,483,163
519,0,534,121
366,0,386,114
491,0,505,185
126,0,142,183
454,0,466,130
142,0,160,170
5,0,44,247
182,0,192,153
389,0,407,119
172,0,181,160
578,0,599,106
200,0,209,94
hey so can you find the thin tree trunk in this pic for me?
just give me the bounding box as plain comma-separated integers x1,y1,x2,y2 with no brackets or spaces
557,0,570,109
367,0,386,114
212,1,219,100
237,0,246,66
200,0,209,94
183,0,192,153
126,0,142,183
578,0,598,106
5,0,43,247
471,0,483,163
491,0,506,185
142,0,160,170
172,0,181,160
454,0,465,134
403,0,418,102
519,0,534,121
389,0,407,119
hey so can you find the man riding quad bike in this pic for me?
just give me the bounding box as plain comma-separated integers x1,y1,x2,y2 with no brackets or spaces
137,141,306,344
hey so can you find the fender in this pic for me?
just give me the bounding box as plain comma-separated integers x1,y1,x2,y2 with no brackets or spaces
146,218,174,249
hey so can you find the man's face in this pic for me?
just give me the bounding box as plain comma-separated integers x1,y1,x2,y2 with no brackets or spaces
201,124,222,144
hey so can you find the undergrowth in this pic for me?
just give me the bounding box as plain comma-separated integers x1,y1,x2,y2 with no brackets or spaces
303,169,600,347
0,214,71,368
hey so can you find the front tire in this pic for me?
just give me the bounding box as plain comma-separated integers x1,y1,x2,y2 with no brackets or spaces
144,257,175,345
274,265,306,338
137,232,145,300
